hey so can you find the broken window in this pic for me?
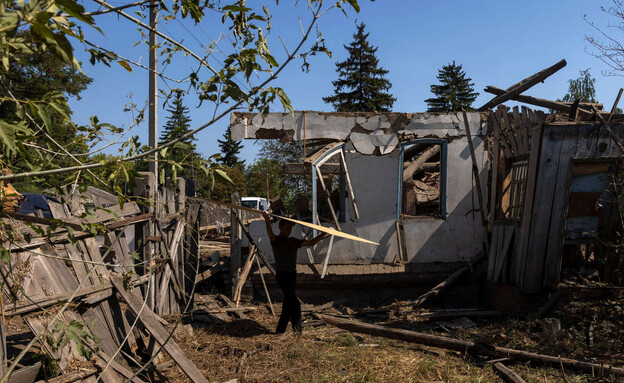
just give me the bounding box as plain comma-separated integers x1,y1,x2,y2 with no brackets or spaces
315,155,346,224
498,160,528,221
400,140,446,218
282,142,360,232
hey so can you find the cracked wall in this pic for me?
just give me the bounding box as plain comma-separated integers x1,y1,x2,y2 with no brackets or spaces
235,111,488,265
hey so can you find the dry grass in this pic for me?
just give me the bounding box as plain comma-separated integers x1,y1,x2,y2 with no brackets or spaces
161,294,624,383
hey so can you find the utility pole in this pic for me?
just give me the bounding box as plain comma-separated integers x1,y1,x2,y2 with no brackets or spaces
148,0,158,178
147,0,158,310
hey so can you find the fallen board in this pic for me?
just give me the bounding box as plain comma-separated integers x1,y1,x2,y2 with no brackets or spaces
110,274,209,383
318,314,624,376
200,199,379,246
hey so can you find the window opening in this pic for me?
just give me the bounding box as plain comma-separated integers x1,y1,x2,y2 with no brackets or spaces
400,140,446,218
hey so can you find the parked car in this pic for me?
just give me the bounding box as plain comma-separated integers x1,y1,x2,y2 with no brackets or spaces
241,197,270,211
17,193,61,219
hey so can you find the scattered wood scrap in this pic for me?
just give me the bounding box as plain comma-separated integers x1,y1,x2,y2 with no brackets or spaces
404,309,502,321
479,59,566,111
0,185,213,383
318,314,624,376
111,274,209,383
413,254,484,308
493,362,527,383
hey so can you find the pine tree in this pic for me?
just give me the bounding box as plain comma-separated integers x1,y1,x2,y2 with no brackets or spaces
323,23,396,112
425,61,478,113
159,90,198,178
217,126,244,168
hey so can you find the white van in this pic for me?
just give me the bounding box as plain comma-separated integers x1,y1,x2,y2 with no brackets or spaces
241,197,271,211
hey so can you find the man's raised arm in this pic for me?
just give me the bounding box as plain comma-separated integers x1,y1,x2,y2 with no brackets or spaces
302,231,327,247
261,211,276,242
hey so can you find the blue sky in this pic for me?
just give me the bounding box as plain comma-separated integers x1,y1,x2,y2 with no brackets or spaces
70,0,624,164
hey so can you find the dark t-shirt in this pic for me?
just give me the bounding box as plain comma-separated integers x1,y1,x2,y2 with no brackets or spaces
271,236,304,272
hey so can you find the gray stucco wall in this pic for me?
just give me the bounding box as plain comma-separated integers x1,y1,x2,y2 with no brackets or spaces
243,135,487,266
401,137,488,263
235,111,488,266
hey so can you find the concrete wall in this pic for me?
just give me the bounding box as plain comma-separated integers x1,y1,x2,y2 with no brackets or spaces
237,111,488,267
244,136,488,266
402,136,488,263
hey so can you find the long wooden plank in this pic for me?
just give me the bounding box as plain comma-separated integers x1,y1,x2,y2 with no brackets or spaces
195,261,225,283
80,238,127,365
608,88,623,122
462,111,488,233
320,235,335,279
487,226,501,281
201,199,378,245
96,351,147,383
500,109,520,157
156,219,185,314
7,362,41,383
484,86,595,120
318,314,624,376
22,258,100,381
515,120,544,287
516,106,530,156
479,59,567,111
35,368,97,383
48,202,130,376
67,202,141,226
491,111,513,159
315,165,342,230
413,254,484,308
110,275,209,383
489,113,501,224
520,125,564,292
542,125,580,289
493,226,514,282
493,362,527,383
233,246,256,304
339,150,360,220
255,255,275,316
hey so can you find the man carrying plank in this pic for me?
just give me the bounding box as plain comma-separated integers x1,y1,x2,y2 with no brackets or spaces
261,211,328,334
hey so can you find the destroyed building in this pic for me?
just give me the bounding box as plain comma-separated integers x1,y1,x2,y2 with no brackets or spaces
2,58,624,382
229,59,624,304
230,111,488,287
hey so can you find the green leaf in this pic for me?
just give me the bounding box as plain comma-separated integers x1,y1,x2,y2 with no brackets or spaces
214,169,233,184
265,53,279,68
48,101,70,120
34,104,52,130
347,0,360,12
55,0,95,24
0,119,29,152
274,87,293,115
117,60,133,72
222,5,251,12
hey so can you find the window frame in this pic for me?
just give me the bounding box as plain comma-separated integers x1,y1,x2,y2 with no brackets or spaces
397,139,448,220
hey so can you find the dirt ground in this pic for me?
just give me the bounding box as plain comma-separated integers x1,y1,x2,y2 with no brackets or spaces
160,291,624,383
